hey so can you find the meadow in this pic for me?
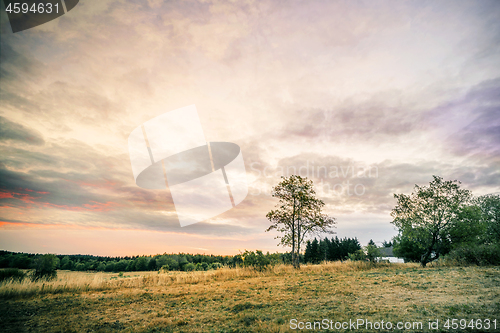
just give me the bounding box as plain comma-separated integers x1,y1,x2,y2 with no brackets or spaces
1,262,499,332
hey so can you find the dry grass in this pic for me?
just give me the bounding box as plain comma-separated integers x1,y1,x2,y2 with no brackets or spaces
1,262,499,332
0,261,379,298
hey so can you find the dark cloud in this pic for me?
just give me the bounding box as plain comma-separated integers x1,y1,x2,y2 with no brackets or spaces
246,151,500,216
0,116,45,145
424,78,500,160
270,93,422,144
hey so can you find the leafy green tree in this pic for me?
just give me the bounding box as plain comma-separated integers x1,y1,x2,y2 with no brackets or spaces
393,233,426,263
61,256,73,270
0,254,11,268
31,254,58,281
231,254,243,267
115,259,129,272
184,263,196,271
391,176,475,267
348,249,366,261
210,262,223,270
156,255,168,270
85,260,97,271
164,258,179,271
148,258,157,271
178,256,189,270
366,242,381,263
105,261,115,272
73,262,84,271
12,254,32,269
266,175,336,268
476,194,500,244
135,257,148,271
241,250,271,271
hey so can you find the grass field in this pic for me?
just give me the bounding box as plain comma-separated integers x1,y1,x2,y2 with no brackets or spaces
1,262,499,332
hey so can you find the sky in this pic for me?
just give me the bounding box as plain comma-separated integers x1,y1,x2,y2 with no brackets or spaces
0,0,499,256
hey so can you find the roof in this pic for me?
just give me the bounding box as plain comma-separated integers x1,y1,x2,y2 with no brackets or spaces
378,246,394,257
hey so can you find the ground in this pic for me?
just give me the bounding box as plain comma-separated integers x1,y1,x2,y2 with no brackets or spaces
1,262,499,332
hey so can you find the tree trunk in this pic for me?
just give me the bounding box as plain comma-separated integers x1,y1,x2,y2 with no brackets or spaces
421,231,438,267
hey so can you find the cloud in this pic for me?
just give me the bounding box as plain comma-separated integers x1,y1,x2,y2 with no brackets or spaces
1,0,500,254
0,116,45,145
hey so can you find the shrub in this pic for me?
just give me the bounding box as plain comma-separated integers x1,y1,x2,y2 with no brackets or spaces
210,262,223,270
366,244,381,263
184,263,196,271
164,258,179,271
348,249,366,261
0,268,26,283
445,244,500,266
31,254,58,281
241,250,271,271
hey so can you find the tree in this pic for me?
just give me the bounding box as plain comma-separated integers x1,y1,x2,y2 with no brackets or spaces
241,250,271,271
444,194,500,266
304,240,313,263
12,254,32,269
319,238,329,262
148,258,157,271
391,176,474,267
96,262,106,271
382,240,392,248
365,241,381,263
476,194,500,244
327,236,341,261
348,249,366,261
184,263,196,271
31,254,58,281
310,238,320,264
178,256,189,270
115,259,129,272
61,256,73,270
105,261,115,272
392,233,426,263
266,175,336,268
134,257,148,271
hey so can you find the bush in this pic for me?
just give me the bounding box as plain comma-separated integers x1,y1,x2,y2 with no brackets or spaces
445,244,500,266
184,263,196,271
0,268,26,283
348,249,366,261
241,250,271,271
209,262,223,270
366,244,381,263
164,258,179,271
31,254,58,281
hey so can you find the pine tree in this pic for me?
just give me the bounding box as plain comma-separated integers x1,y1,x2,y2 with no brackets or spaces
304,240,313,263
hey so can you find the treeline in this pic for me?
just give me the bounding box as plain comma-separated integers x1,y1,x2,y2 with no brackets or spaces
304,237,362,264
0,237,374,274
0,251,294,273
